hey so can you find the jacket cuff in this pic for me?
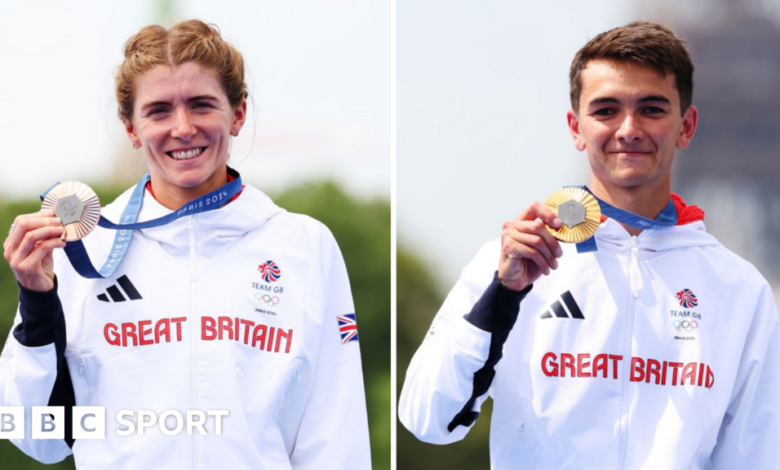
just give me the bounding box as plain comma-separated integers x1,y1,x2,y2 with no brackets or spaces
464,272,532,334
14,276,63,347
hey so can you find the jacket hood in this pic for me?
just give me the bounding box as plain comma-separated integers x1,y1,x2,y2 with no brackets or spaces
101,183,284,257
595,193,720,252
596,219,721,252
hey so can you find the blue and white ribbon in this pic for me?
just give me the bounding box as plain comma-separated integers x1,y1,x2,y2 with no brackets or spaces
41,169,243,279
574,186,677,253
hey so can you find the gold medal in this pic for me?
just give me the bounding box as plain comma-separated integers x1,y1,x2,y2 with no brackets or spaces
41,182,101,241
544,187,601,243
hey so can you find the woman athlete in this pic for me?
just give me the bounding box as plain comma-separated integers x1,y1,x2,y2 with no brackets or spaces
1,20,370,470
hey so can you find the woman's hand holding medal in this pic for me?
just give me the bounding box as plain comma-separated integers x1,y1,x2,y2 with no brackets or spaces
3,210,66,292
498,202,564,292
4,181,100,291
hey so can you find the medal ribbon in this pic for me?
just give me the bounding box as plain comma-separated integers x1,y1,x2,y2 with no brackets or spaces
40,168,243,279
574,185,677,253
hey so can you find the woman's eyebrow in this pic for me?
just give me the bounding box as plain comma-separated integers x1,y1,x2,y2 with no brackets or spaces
188,95,219,102
140,95,220,110
140,100,170,111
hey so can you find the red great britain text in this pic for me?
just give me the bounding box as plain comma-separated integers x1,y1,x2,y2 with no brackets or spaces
541,352,714,389
103,316,293,354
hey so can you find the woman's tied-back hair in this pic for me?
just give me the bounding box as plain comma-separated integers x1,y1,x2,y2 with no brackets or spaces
569,21,694,115
116,19,247,122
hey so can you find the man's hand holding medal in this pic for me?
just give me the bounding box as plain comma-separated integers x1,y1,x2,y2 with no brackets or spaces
498,188,601,292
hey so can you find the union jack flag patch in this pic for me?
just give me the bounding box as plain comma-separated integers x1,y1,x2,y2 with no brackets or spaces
337,314,359,344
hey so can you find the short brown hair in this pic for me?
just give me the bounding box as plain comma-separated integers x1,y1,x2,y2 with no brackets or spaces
116,19,247,122
569,21,694,115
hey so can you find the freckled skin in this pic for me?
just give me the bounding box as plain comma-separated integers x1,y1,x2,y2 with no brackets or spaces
124,62,247,210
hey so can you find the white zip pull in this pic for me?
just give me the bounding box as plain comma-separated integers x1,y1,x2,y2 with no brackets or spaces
629,236,641,298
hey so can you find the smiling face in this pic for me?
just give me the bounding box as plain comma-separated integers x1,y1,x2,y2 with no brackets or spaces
124,61,246,209
567,59,697,195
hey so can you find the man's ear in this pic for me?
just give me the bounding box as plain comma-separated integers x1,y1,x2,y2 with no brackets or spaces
676,105,698,150
567,110,586,151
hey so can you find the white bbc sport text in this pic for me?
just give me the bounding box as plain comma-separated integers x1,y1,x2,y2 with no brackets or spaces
0,407,229,439
116,410,229,436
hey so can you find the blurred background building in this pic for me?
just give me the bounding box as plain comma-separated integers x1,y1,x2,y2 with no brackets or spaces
647,0,780,286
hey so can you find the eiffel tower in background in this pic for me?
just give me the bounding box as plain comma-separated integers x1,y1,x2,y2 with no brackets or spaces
638,0,780,286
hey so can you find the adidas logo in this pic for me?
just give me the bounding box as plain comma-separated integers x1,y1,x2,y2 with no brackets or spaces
97,275,143,302
539,291,584,320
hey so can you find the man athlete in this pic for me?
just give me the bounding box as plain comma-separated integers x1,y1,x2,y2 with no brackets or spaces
399,21,779,469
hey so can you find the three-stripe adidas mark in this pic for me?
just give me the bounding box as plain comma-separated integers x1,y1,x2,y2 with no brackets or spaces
539,291,584,320
97,275,143,302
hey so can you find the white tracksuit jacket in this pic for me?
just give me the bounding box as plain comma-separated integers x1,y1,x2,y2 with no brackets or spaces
0,183,371,469
400,217,780,469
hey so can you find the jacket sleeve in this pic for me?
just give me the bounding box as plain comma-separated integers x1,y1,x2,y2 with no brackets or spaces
398,241,530,444
0,278,75,464
708,281,780,469
290,227,371,470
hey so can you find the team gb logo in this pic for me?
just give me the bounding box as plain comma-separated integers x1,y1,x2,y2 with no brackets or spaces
676,289,698,308
258,261,281,283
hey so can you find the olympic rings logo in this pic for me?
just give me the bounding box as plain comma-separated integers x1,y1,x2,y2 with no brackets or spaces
674,320,698,332
255,293,280,306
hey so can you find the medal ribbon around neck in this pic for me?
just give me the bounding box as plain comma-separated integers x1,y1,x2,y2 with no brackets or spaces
573,185,677,253
40,168,243,279
544,187,602,243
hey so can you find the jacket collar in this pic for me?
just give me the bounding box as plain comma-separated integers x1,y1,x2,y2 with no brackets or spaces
102,183,283,257
595,217,720,253
593,192,717,252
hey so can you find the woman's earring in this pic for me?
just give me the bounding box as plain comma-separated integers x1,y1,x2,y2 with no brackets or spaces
133,143,141,149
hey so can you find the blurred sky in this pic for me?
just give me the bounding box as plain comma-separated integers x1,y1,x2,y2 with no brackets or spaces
398,0,780,289
0,0,390,200
398,1,630,287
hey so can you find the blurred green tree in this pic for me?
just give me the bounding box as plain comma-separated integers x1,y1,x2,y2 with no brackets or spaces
0,181,389,470
275,182,390,470
396,246,491,470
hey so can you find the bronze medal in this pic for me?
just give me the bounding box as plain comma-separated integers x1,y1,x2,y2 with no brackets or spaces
544,187,601,243
41,182,101,241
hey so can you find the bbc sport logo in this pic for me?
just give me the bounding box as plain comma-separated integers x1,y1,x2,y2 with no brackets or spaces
0,407,229,439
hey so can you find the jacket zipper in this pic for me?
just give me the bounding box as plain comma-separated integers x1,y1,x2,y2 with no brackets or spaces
188,215,199,470
617,235,640,469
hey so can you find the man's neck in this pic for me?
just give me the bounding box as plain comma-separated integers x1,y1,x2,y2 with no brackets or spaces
589,177,672,237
